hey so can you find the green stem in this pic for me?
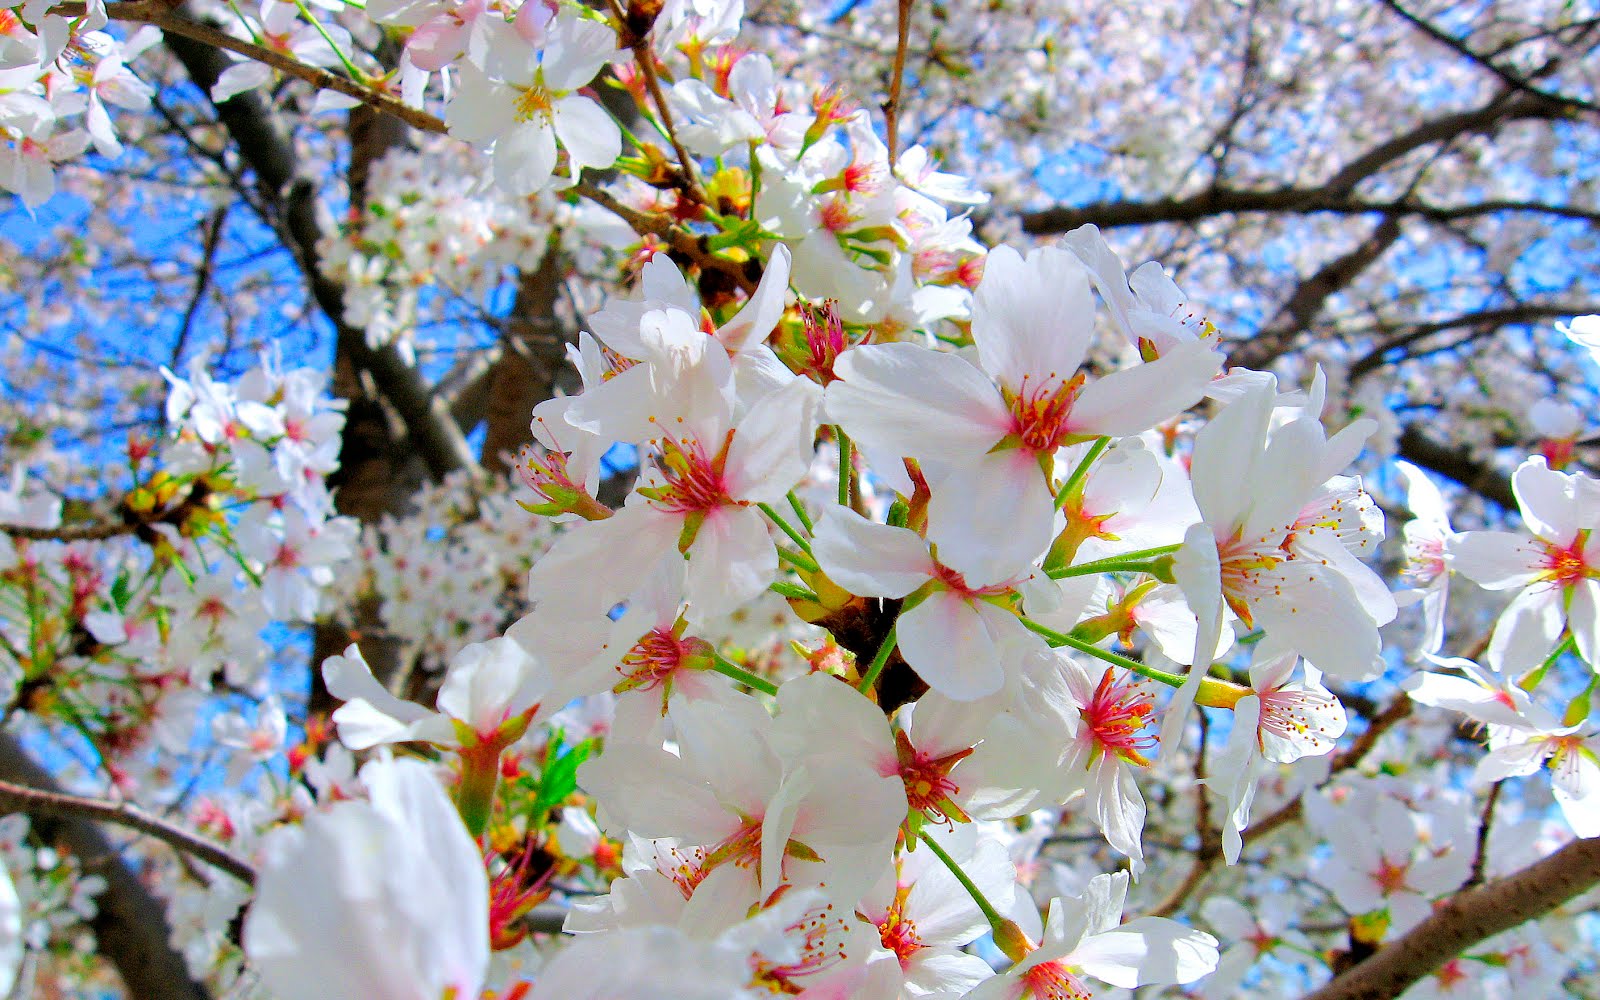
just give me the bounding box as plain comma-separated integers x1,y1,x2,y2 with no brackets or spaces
455,746,501,839
1519,634,1575,692
857,624,898,694
759,502,814,556
1047,543,1183,580
293,0,365,81
918,830,1005,928
776,545,821,576
836,428,853,508
786,490,815,534
711,651,779,696
1019,616,1188,688
769,580,820,603
1053,436,1109,510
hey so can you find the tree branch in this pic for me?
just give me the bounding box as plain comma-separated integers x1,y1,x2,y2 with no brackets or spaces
1299,834,1600,1000
0,734,214,1000
0,778,255,885
151,1,481,480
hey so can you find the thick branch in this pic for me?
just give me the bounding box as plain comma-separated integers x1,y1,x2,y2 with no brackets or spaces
1395,425,1517,510
1230,214,1404,370
1299,834,1600,1000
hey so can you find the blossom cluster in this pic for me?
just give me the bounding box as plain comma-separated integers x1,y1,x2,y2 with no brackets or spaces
4,1,1600,998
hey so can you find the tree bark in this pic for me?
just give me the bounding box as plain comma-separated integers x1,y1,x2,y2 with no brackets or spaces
1300,834,1600,1000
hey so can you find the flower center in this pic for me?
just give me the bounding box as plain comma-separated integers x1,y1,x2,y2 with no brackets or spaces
1372,856,1410,895
1020,960,1093,1000
1215,530,1291,627
876,883,922,968
894,730,973,824
1539,533,1592,589
639,431,736,514
513,84,554,123
1004,371,1087,454
1079,668,1156,767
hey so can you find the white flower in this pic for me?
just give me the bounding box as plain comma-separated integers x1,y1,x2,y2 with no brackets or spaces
445,12,622,194
1450,456,1600,671
243,757,489,1000
966,871,1218,1000
324,636,552,751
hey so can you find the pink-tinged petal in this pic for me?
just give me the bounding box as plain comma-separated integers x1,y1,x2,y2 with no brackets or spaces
526,506,681,619
210,61,272,103
827,343,1012,462
1487,585,1566,674
897,593,1006,700
405,16,466,70
725,376,820,504
673,698,783,818
1512,457,1579,542
443,66,515,144
1450,531,1543,590
684,506,777,622
812,506,935,597
771,672,895,772
577,743,733,844
904,949,992,996
971,244,1094,390
1068,341,1220,438
926,450,1055,585
1474,739,1552,784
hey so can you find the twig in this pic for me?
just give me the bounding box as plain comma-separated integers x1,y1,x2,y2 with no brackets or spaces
2,521,135,542
606,0,705,203
883,0,914,162
1149,709,1221,917
59,0,448,134
571,181,757,293
1465,781,1500,889
0,778,256,885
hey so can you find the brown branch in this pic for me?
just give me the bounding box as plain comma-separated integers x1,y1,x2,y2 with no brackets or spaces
0,778,255,885
607,0,705,204
1346,302,1600,379
1019,92,1580,236
66,0,450,134
1230,214,1404,370
1149,708,1222,917
1395,425,1517,511
883,0,914,163
1299,834,1600,1000
573,181,758,293
0,734,214,1000
1465,781,1500,889
3,520,136,542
